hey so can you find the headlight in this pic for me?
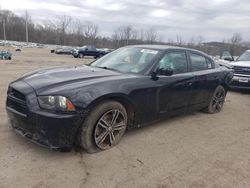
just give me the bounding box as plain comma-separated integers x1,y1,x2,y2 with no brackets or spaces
38,96,75,112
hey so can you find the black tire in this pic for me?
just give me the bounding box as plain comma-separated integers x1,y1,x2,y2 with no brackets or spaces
204,85,226,114
79,101,128,153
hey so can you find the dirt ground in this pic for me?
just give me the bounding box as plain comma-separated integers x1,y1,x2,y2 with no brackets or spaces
0,47,250,188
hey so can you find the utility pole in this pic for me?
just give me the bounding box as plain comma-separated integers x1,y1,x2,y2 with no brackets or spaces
25,10,28,43
0,4,6,41
3,18,6,41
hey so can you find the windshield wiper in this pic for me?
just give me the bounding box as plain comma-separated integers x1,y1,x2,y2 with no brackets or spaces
95,66,118,71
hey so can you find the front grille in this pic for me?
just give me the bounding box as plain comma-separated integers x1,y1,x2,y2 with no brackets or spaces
233,66,250,75
231,80,250,88
7,87,26,101
7,87,27,115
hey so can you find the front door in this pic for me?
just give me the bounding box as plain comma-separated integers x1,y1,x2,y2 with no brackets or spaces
155,50,194,117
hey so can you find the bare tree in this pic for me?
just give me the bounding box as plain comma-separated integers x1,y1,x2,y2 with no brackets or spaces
138,29,145,42
112,25,138,46
196,35,205,47
83,22,98,45
57,15,72,45
231,33,242,45
188,36,196,46
123,25,133,45
1,9,249,55
176,34,184,46
146,28,158,44
230,33,243,55
0,10,6,40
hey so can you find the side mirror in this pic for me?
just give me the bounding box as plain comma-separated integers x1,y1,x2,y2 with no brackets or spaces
156,68,173,76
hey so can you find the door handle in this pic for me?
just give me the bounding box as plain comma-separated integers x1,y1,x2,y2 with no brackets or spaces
185,82,193,86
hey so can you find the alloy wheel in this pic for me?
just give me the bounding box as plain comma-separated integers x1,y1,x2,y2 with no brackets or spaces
211,88,225,113
94,109,126,150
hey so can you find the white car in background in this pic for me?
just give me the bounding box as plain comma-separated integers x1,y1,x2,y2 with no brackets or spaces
230,50,250,89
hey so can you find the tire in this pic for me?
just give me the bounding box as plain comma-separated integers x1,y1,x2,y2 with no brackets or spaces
79,101,128,153
204,85,226,114
79,53,84,58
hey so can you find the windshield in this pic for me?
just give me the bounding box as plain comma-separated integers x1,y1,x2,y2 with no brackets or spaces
221,51,232,58
90,47,159,74
237,51,250,61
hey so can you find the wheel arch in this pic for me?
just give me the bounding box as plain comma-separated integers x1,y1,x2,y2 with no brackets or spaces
87,94,136,127
221,83,228,90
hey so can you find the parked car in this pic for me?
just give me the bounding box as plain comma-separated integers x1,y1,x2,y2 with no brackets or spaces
6,45,233,152
230,50,250,89
0,50,12,60
72,45,107,58
97,48,114,54
15,47,21,52
220,51,234,62
55,47,75,55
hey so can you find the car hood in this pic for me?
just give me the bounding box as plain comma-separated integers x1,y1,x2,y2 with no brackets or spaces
21,65,121,91
230,61,250,67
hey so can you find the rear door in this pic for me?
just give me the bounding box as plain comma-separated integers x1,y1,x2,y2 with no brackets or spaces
187,51,219,110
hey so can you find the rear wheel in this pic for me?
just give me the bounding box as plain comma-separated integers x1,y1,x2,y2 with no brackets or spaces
79,101,128,153
205,85,226,114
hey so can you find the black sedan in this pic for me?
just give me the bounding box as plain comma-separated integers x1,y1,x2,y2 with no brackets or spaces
6,45,234,152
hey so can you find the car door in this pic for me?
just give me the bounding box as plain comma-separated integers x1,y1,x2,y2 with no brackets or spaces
153,50,194,117
187,51,219,110
84,47,91,56
88,46,96,56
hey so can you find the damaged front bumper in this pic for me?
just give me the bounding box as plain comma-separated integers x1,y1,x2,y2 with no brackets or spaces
6,80,84,151
6,106,82,151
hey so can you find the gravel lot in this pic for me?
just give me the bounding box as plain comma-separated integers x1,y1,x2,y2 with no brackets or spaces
0,47,250,188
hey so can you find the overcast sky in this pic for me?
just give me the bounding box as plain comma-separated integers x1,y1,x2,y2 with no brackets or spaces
1,0,250,42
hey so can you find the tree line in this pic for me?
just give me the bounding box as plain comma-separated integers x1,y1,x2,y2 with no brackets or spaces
0,9,248,56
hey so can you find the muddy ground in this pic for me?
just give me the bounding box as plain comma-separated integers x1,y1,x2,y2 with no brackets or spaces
0,47,250,188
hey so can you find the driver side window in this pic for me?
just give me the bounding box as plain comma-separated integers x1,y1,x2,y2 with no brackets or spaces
158,51,188,74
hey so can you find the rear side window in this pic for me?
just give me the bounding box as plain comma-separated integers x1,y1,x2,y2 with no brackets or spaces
190,53,213,71
158,51,188,74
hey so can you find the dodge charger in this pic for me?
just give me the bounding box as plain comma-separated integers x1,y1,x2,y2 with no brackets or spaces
6,45,234,152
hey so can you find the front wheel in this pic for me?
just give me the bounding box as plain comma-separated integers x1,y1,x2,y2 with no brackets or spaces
79,101,128,153
205,85,226,114
79,53,84,58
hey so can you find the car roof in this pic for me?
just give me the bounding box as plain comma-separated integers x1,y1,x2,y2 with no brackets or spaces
127,44,187,50
126,44,210,58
